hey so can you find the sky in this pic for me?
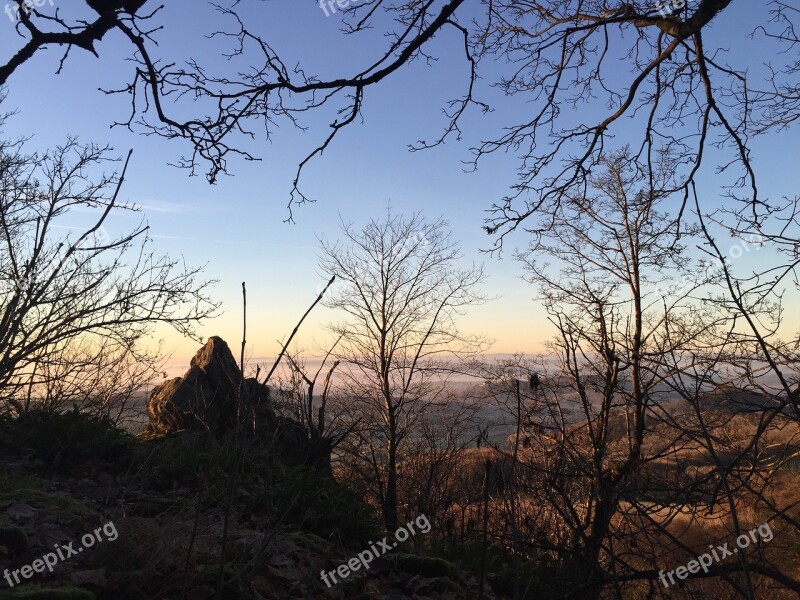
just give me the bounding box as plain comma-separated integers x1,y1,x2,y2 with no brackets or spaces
0,0,797,369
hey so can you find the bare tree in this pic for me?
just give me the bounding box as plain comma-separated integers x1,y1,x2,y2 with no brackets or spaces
32,335,164,426
470,149,800,599
278,339,362,476
395,387,482,537
0,125,218,414
7,0,795,234
318,209,488,530
0,0,467,197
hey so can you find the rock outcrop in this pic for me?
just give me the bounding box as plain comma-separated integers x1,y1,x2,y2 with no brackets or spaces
147,336,275,435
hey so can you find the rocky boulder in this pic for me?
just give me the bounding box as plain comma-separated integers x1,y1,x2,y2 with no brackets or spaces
147,336,276,435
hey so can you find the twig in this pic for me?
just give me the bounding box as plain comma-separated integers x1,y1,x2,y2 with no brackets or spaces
478,458,492,599
217,282,249,600
262,275,335,384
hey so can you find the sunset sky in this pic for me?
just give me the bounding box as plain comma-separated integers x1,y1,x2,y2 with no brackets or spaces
1,0,796,366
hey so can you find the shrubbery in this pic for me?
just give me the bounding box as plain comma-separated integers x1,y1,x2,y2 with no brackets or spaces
0,410,133,467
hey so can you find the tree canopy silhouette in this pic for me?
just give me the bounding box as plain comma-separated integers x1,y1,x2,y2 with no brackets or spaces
4,1,795,235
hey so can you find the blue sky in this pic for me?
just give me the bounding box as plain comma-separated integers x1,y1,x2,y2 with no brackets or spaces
1,0,797,365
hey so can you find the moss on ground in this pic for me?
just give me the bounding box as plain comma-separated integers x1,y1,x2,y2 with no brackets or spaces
0,490,99,523
392,553,461,582
285,531,330,554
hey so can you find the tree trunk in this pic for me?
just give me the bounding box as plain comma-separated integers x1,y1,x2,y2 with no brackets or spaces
385,427,399,531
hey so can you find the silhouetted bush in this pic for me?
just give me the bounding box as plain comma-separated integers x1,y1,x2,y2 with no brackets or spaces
0,410,132,467
430,538,552,598
246,464,380,546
